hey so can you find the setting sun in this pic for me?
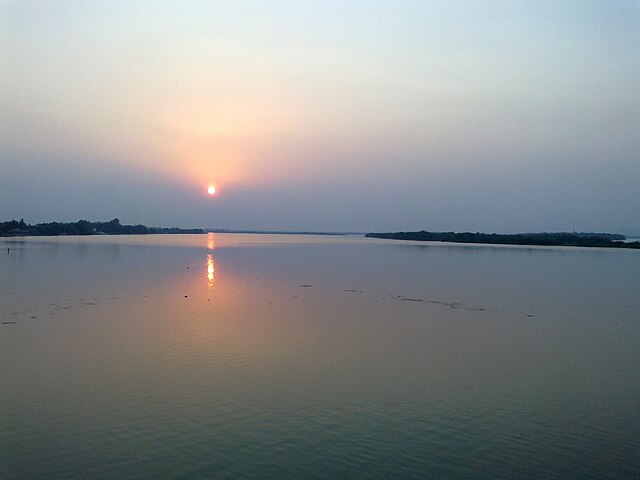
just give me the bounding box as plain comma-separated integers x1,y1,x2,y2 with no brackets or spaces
207,186,216,195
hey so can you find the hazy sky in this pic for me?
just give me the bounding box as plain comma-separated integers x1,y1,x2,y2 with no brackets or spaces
1,1,639,232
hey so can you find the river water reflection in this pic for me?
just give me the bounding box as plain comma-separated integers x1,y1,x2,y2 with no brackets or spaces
1,234,639,479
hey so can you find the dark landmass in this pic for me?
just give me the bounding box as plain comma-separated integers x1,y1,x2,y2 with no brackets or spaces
206,228,356,235
568,232,625,240
0,218,205,237
365,230,640,249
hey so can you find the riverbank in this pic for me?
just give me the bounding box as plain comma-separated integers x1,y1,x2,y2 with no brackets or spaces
0,218,205,237
365,231,640,249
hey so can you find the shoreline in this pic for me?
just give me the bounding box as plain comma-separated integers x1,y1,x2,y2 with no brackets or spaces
366,231,640,250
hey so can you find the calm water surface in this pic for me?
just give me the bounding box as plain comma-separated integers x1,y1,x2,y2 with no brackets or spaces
1,234,639,479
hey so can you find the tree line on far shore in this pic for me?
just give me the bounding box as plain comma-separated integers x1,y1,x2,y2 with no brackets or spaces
365,230,640,249
0,218,204,236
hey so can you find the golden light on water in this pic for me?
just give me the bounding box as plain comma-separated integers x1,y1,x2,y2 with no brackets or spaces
207,253,215,288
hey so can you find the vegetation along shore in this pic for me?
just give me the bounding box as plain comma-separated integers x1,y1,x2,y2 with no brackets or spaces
0,218,204,237
365,231,640,249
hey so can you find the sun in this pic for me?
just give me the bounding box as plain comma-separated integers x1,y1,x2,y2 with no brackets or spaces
207,185,216,195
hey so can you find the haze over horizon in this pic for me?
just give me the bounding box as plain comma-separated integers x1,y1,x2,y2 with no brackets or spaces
2,1,639,234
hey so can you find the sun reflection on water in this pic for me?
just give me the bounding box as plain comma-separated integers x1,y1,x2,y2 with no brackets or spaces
207,253,215,288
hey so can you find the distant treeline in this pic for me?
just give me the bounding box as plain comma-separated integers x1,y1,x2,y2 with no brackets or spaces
564,232,625,240
0,218,205,236
365,231,640,249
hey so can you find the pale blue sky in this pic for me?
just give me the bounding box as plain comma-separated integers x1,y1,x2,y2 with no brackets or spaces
1,1,639,232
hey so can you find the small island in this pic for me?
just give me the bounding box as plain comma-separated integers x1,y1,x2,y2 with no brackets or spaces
365,230,640,249
0,218,205,237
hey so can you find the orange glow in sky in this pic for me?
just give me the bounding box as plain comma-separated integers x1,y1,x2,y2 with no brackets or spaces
207,185,216,195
